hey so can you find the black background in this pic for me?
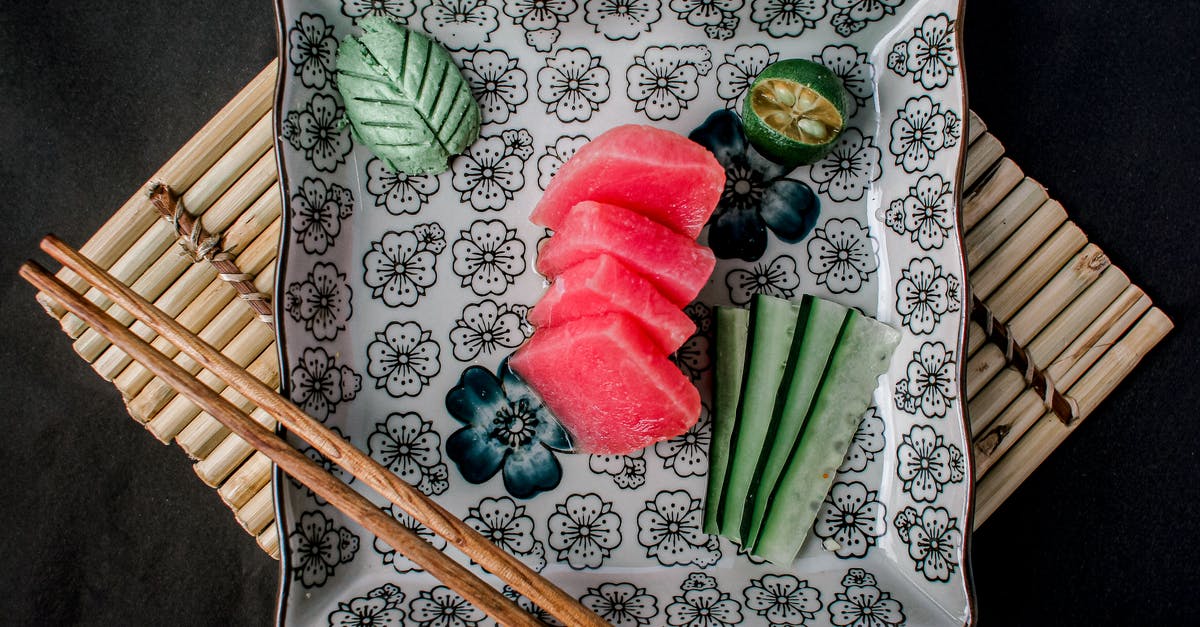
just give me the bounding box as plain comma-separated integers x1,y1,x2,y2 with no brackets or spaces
2,1,1197,625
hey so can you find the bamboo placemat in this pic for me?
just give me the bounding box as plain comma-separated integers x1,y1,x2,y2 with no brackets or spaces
33,63,1172,559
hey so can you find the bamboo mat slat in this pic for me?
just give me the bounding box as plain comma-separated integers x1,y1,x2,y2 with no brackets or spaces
33,66,1172,559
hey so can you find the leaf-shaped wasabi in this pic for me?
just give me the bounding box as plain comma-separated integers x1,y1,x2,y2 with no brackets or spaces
336,17,481,175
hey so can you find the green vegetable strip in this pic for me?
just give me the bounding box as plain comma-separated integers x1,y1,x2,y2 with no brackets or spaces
704,306,751,535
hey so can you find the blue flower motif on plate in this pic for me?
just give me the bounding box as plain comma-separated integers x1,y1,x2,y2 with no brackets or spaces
446,358,573,499
689,109,820,262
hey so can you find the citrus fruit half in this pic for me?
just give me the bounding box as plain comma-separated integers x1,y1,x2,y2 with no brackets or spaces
743,59,848,168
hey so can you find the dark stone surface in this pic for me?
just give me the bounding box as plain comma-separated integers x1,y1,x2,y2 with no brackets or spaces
0,1,1195,625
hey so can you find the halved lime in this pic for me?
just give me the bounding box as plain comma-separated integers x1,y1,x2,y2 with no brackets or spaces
743,59,848,168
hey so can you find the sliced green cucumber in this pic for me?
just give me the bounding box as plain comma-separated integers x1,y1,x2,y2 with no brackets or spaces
718,294,803,543
752,310,900,564
704,306,751,535
740,297,849,543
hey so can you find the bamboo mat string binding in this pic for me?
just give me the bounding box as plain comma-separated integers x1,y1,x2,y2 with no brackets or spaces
30,68,1172,558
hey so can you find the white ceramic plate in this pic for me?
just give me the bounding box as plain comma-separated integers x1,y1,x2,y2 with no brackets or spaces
272,1,974,624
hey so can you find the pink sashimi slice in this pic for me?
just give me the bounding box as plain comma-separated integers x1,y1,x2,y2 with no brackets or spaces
530,125,725,239
510,313,701,455
535,201,716,307
528,254,696,354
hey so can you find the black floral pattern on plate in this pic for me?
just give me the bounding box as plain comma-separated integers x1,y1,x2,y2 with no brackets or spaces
327,583,406,627
362,224,446,308
627,45,711,121
285,261,352,341
548,493,623,569
585,0,662,40
806,216,877,294
366,321,441,398
894,505,962,582
289,426,354,507
291,177,354,255
665,572,744,626
889,95,960,173
449,299,532,361
815,43,874,119
372,505,446,574
715,44,777,110
581,582,660,626
838,405,885,473
888,13,957,89
289,347,361,422
461,49,528,125
813,481,886,558
895,340,957,417
725,254,802,306
365,157,440,215
501,585,562,625
742,574,822,625
451,129,532,211
668,0,742,40
421,0,499,51
830,0,906,37
895,257,960,334
636,490,721,567
340,0,416,23
897,424,964,502
537,48,611,123
503,0,577,52
289,509,360,588
589,449,648,490
886,172,954,250
368,411,450,496
288,13,337,90
463,496,547,571
750,0,825,38
409,585,485,627
828,568,906,626
809,127,882,203
451,219,527,296
655,404,710,478
536,134,590,190
671,302,712,382
282,93,353,173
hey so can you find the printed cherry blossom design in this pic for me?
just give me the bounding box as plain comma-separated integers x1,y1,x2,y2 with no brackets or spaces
327,583,406,627
290,426,354,506
809,128,882,203
726,254,801,306
409,585,485,627
340,0,416,23
589,450,647,489
285,262,352,341
896,340,957,418
449,300,531,361
672,302,712,381
585,0,662,40
665,578,743,626
581,582,660,626
888,13,957,89
897,424,964,502
668,0,743,40
362,224,445,308
627,45,711,121
503,0,577,52
462,49,527,124
715,44,777,109
366,321,441,398
895,257,960,334
887,173,953,250
548,493,622,569
813,481,886,558
750,0,825,38
894,506,962,582
368,411,449,496
815,44,873,119
537,134,589,190
288,13,337,89
451,219,527,296
421,0,500,51
464,496,547,571
839,406,885,473
451,130,531,211
889,96,957,173
373,505,446,573
806,217,877,294
830,0,904,37
828,569,906,627
282,94,353,173
637,490,721,567
291,177,354,255
655,404,710,477
742,574,822,625
537,48,611,123
289,510,359,588
365,158,439,215
290,347,361,422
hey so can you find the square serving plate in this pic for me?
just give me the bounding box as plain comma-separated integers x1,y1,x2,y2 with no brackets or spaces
271,0,973,624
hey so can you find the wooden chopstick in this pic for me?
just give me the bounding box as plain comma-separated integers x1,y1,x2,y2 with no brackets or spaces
20,261,538,627
30,234,609,627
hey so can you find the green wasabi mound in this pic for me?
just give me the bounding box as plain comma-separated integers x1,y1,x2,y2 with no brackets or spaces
336,17,480,175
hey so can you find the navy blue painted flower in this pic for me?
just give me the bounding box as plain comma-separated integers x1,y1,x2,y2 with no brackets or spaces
446,358,573,499
689,109,820,262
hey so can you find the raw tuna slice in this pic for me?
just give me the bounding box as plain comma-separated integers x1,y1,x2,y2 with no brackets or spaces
528,254,696,353
510,313,701,454
536,201,716,307
530,125,725,238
